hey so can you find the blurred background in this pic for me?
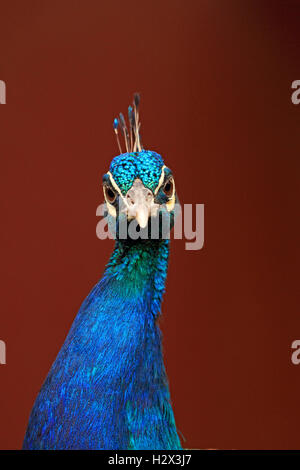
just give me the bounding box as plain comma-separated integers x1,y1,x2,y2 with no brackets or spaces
0,0,299,450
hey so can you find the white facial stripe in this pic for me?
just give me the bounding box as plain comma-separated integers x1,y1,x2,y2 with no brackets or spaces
166,194,175,212
106,171,123,197
154,165,166,195
106,202,117,217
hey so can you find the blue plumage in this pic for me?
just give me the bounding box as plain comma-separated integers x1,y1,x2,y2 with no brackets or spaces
23,98,182,450
24,239,180,449
109,151,164,194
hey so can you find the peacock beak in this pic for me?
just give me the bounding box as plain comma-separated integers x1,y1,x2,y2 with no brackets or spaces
124,179,158,228
134,206,148,229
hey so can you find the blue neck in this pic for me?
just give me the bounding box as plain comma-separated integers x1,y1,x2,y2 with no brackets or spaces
99,239,181,449
104,239,170,318
23,238,182,450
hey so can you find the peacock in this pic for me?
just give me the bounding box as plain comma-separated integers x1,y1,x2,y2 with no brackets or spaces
23,94,182,450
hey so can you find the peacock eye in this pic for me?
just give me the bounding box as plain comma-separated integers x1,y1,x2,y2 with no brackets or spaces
104,185,117,204
163,178,174,198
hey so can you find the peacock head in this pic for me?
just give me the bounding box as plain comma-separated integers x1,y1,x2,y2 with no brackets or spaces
102,94,179,241
103,150,178,240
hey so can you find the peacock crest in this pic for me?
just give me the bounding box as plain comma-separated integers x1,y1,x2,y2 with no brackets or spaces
113,93,143,154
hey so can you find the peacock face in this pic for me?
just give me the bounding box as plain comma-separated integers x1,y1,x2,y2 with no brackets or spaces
102,150,178,240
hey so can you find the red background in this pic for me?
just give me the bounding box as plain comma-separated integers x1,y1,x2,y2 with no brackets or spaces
0,0,300,450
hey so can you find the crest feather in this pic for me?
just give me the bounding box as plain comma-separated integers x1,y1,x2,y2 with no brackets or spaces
113,93,143,153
